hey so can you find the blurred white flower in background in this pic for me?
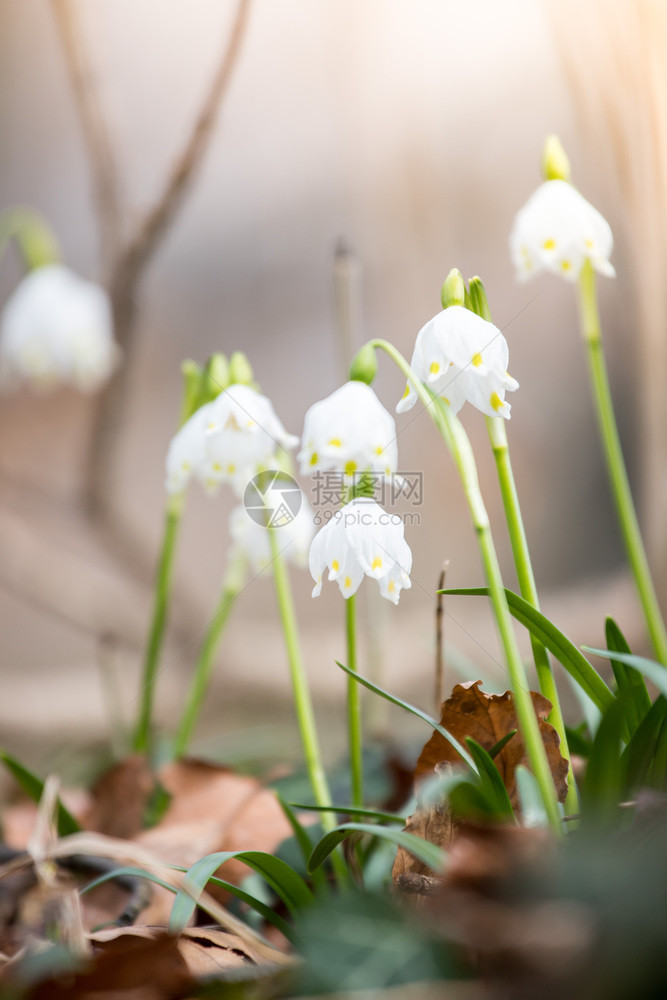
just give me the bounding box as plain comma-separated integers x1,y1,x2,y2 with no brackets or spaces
299,380,399,482
510,179,615,282
229,496,316,572
309,497,412,604
0,264,118,391
166,383,299,496
397,305,518,420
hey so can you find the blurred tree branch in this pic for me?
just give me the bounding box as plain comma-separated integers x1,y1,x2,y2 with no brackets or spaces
51,0,253,520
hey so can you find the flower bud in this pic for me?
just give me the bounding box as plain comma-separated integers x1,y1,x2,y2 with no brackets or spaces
229,351,254,386
349,342,378,385
195,352,231,408
179,359,202,423
440,268,466,310
468,277,492,322
541,135,571,183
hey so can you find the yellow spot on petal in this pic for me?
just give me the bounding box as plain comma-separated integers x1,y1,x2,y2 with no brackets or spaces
388,581,396,593
211,462,221,472
471,352,482,367
543,238,556,250
372,557,383,571
490,391,504,412
429,361,440,375
375,445,384,455
344,576,352,589
585,238,594,249
227,464,235,474
345,460,357,476
442,397,450,405
331,559,339,572
328,438,342,447
207,422,217,431
182,461,191,472
402,384,410,399
560,259,572,272
310,452,319,466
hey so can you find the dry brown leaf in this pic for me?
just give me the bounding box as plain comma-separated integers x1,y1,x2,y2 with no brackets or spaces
138,759,294,891
393,764,456,896
415,681,569,808
82,755,154,839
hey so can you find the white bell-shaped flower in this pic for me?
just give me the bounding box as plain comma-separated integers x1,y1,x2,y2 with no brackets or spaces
396,305,518,420
299,381,399,482
510,180,615,283
0,264,118,391
229,495,315,572
165,383,299,495
309,497,412,605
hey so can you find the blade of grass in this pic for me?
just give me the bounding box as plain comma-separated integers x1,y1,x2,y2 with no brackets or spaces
307,823,446,875
442,589,614,711
335,662,477,773
0,750,80,837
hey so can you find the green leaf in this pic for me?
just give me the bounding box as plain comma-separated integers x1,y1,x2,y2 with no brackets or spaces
583,647,667,698
623,696,667,791
604,618,651,735
448,780,498,821
307,823,445,876
582,693,630,825
465,739,514,821
82,865,294,941
335,662,477,773
442,589,614,711
565,723,592,758
0,750,80,837
489,730,517,759
290,802,406,825
515,766,550,827
169,850,315,934
276,795,327,891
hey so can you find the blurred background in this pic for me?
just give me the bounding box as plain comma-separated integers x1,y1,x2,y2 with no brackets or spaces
1,0,666,774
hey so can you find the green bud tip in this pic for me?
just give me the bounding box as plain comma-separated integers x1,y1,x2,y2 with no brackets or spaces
204,352,230,394
229,351,254,386
440,268,466,310
349,343,378,385
468,277,492,322
179,358,204,424
541,135,571,183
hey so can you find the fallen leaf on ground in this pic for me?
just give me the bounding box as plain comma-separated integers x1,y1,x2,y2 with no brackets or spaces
415,681,569,808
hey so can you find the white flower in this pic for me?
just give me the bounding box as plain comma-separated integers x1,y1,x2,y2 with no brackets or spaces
510,179,615,282
309,497,412,605
299,381,399,482
396,305,518,420
165,383,298,495
229,494,316,572
0,264,118,391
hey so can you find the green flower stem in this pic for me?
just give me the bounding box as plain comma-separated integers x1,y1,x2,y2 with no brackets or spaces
345,594,363,807
0,206,60,271
268,528,348,883
134,492,185,754
172,549,247,760
486,415,579,814
578,261,667,665
370,338,562,832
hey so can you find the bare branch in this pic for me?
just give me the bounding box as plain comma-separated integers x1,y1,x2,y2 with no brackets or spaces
122,0,252,278
50,0,122,272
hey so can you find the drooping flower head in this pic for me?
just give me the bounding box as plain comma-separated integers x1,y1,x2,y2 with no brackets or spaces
309,497,412,605
510,181,614,283
397,305,518,420
299,380,398,482
165,382,298,495
229,494,316,572
0,264,118,391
